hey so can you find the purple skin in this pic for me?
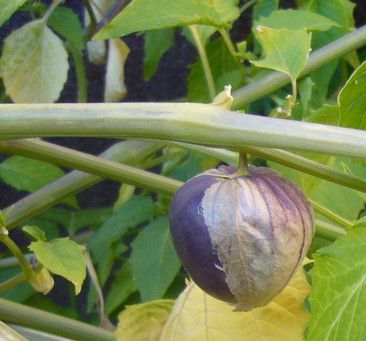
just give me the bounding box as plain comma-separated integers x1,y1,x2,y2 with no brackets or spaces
169,165,314,307
169,174,236,303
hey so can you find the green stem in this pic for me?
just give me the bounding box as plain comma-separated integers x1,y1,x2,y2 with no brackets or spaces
188,25,216,100
0,104,365,159
240,0,258,14
68,45,88,103
219,28,238,57
234,152,250,176
315,219,346,240
82,0,98,39
42,0,63,23
4,141,160,229
0,235,34,279
232,25,366,108
0,298,115,341
310,199,353,228
0,272,25,294
0,139,179,195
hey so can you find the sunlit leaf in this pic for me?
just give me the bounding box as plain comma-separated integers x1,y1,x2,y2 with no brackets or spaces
0,156,78,208
29,238,86,294
23,225,46,242
251,26,311,83
95,0,240,39
338,61,366,130
0,0,27,27
307,222,366,340
144,29,175,81
104,39,130,102
130,217,181,301
161,265,310,340
182,25,216,47
115,300,174,341
0,20,68,103
0,321,26,341
255,9,339,31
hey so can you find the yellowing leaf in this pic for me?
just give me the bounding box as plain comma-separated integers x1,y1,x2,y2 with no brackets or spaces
251,26,311,83
0,20,68,103
0,0,27,27
115,300,174,341
104,39,130,102
160,266,310,340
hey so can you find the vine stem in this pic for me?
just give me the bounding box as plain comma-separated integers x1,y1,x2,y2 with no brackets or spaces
0,235,34,280
0,104,365,159
240,0,258,14
219,28,238,57
0,272,25,294
0,298,115,341
310,199,353,228
188,25,216,100
234,152,250,176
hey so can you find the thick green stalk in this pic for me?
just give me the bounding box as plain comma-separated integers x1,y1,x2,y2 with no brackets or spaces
232,25,366,108
168,142,366,193
0,139,179,195
0,103,365,159
4,140,160,229
0,298,115,341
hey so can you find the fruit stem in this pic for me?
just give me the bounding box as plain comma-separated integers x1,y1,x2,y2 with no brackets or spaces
235,152,250,176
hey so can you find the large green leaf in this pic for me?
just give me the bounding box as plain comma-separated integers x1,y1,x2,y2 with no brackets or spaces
95,0,240,39
255,9,339,31
0,156,77,208
115,300,174,340
0,20,69,103
130,216,181,301
251,27,311,83
29,238,86,294
89,196,155,255
0,0,26,27
144,29,175,81
105,262,137,314
187,37,245,103
307,223,366,340
338,61,366,130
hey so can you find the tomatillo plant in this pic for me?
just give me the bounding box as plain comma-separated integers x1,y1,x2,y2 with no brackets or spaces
0,1,365,341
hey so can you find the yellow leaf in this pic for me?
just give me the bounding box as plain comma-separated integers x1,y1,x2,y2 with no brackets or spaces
116,299,175,341
0,20,68,103
104,39,130,102
160,265,310,341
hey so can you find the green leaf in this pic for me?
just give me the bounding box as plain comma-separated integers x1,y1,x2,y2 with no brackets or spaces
304,104,340,124
47,6,84,52
251,26,312,83
114,184,135,210
105,262,137,314
29,238,86,294
182,25,216,46
95,0,240,39
0,20,69,103
130,216,181,301
255,9,339,31
338,61,366,130
298,76,315,117
23,225,46,242
0,156,77,208
0,0,27,28
308,223,366,340
0,321,26,341
115,299,174,341
187,37,245,103
89,196,155,256
252,0,279,21
144,29,175,81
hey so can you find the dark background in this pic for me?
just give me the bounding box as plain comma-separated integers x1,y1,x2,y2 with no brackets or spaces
1,0,366,209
